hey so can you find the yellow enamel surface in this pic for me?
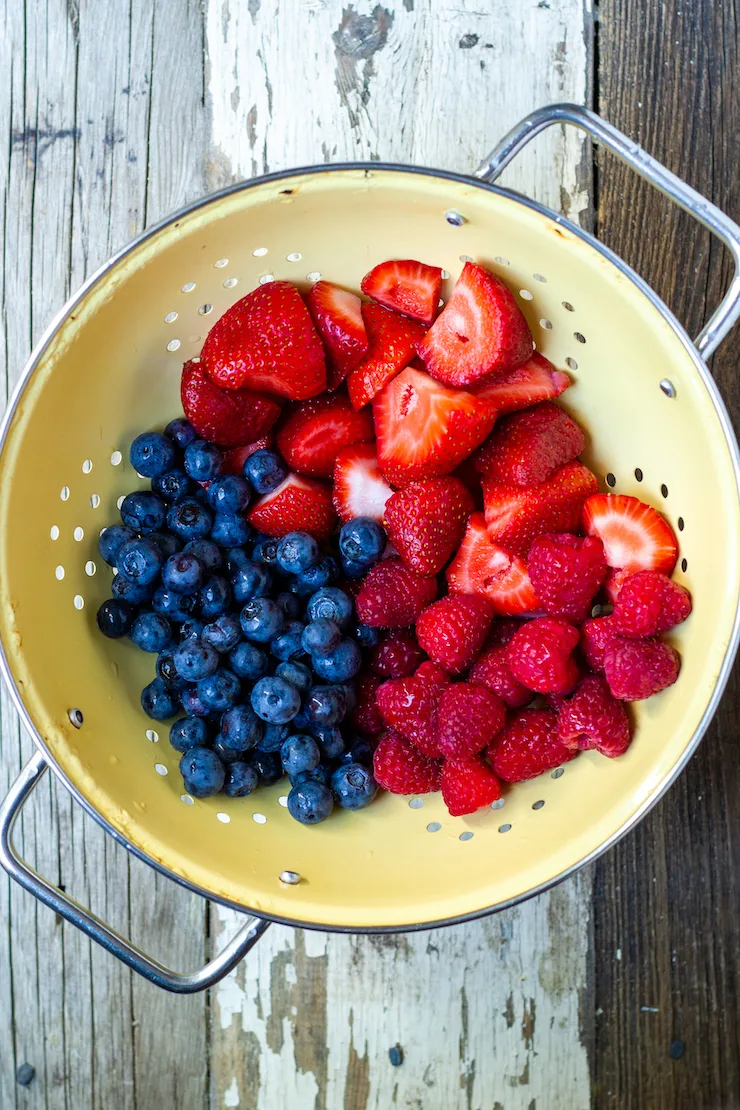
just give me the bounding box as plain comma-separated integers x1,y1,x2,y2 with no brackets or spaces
0,168,738,929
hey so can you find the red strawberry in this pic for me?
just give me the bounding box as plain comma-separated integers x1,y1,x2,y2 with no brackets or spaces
611,570,692,637
506,616,580,695
181,359,281,448
474,402,585,487
469,644,532,708
416,262,533,387
527,533,607,623
347,303,428,410
582,494,678,574
246,473,336,542
473,353,571,412
370,630,426,678
605,567,631,605
355,557,438,628
306,281,368,389
220,435,273,475
490,708,576,782
202,281,326,399
451,456,483,506
384,477,474,577
416,593,495,674
557,676,632,757
376,662,450,757
436,683,506,759
373,731,441,794
603,637,681,700
440,757,502,816
332,442,393,524
580,615,619,672
483,461,599,557
276,392,374,478
446,513,539,616
374,366,497,487
361,259,443,325
349,674,385,736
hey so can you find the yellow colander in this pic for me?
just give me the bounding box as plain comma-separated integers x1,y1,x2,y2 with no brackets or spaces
1,105,739,993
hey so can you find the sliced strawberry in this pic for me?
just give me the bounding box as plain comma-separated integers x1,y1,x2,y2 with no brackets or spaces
361,259,443,325
202,281,326,399
384,477,474,577
276,392,374,478
483,461,599,558
332,442,393,524
181,359,281,448
605,567,632,605
473,353,570,413
416,262,533,387
374,366,497,487
582,494,678,574
446,513,539,615
246,473,336,542
474,402,585,487
220,435,273,475
306,281,368,389
347,303,428,410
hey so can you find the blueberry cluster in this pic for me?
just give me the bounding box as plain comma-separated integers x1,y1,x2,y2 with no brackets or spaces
95,420,386,825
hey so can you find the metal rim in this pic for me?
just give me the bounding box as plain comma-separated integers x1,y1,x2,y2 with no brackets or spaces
1,161,739,934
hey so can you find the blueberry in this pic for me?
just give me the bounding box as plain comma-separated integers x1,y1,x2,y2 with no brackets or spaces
129,611,172,653
224,761,259,798
177,617,205,641
307,587,353,629
305,685,346,727
98,524,136,566
207,475,251,514
141,678,180,720
180,686,211,718
148,531,183,557
251,750,284,786
152,585,197,621
244,449,287,494
302,618,341,656
152,469,195,504
240,598,285,643
280,734,320,776
202,613,242,653
228,641,269,681
251,534,280,567
291,707,311,731
167,498,214,541
330,763,378,810
271,621,306,662
257,722,290,752
161,551,204,594
130,431,177,478
287,781,334,825
199,575,233,620
339,517,386,566
341,557,371,579
179,747,225,798
173,638,220,681
110,574,152,606
290,765,332,788
156,649,186,689
294,556,339,596
339,737,375,768
353,622,379,648
221,704,263,751
197,669,241,712
184,440,223,482
231,560,272,604
120,491,167,534
165,417,197,450
96,598,134,638
311,639,362,683
312,726,345,761
275,661,313,692
225,546,253,573
169,716,210,753
184,539,223,572
251,676,301,724
276,531,319,575
116,538,164,585
212,735,244,764
277,592,302,619
211,513,253,547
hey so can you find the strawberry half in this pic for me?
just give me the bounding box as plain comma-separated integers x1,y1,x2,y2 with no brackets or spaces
373,366,497,487
416,262,534,387
276,392,374,478
306,281,368,389
332,442,393,524
582,494,678,574
474,402,585,487
246,473,336,542
361,259,443,325
446,513,539,615
473,353,570,413
347,303,428,410
202,281,326,399
384,477,474,577
181,359,281,448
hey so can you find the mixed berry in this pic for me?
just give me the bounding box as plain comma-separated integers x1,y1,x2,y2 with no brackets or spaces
96,255,692,824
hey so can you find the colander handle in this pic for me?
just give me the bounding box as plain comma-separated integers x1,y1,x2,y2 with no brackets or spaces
0,749,271,993
474,103,740,360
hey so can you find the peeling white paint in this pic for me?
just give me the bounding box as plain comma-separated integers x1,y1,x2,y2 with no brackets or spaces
223,1077,239,1107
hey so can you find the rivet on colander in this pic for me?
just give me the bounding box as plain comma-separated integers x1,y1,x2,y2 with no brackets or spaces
426,822,441,833
68,708,84,728
491,797,505,810
532,800,545,811
498,823,512,833
551,768,565,779
408,798,424,809
445,209,467,226
459,831,474,842
279,871,302,885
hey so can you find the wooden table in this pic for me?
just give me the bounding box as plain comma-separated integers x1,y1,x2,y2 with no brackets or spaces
0,2,738,1107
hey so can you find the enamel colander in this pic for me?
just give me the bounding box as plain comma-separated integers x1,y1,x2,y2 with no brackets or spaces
2,105,739,993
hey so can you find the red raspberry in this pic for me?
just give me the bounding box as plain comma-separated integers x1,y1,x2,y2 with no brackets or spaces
603,637,681,700
373,731,441,794
580,615,619,672
485,618,522,647
370,630,426,678
506,616,580,694
489,708,576,782
440,757,502,816
349,673,385,735
436,683,506,759
611,570,692,637
375,663,450,757
414,660,452,692
557,675,632,757
355,557,438,628
527,532,607,623
469,645,532,708
416,594,495,674
604,567,631,605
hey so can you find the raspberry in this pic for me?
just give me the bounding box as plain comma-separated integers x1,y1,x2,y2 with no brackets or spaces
440,757,502,816
489,708,576,782
611,570,692,637
527,532,607,623
485,618,522,647
349,673,385,735
355,557,438,628
436,683,506,759
506,616,580,694
373,731,441,794
469,645,532,708
370,630,426,678
603,637,681,700
375,663,450,757
557,675,632,757
416,594,495,674
604,567,631,605
580,615,618,672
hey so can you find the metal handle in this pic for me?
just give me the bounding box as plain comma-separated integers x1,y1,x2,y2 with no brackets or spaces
474,103,740,360
0,749,271,993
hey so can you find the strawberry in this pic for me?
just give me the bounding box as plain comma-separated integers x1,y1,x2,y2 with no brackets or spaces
220,435,273,475
611,570,692,637
276,392,374,478
370,630,426,678
355,557,438,628
473,353,571,412
347,303,428,410
246,473,336,542
474,402,585,487
603,637,681,700
376,662,450,757
202,281,326,399
490,708,576,782
180,359,281,448
306,281,368,389
384,477,474,577
374,366,497,487
527,533,607,623
416,593,495,674
332,443,393,524
558,675,632,757
361,259,443,325
506,616,580,695
446,513,539,616
483,461,599,558
440,756,502,816
416,262,533,387
582,494,678,574
605,567,631,605
469,644,532,708
373,730,442,793
349,673,385,736
436,682,506,759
